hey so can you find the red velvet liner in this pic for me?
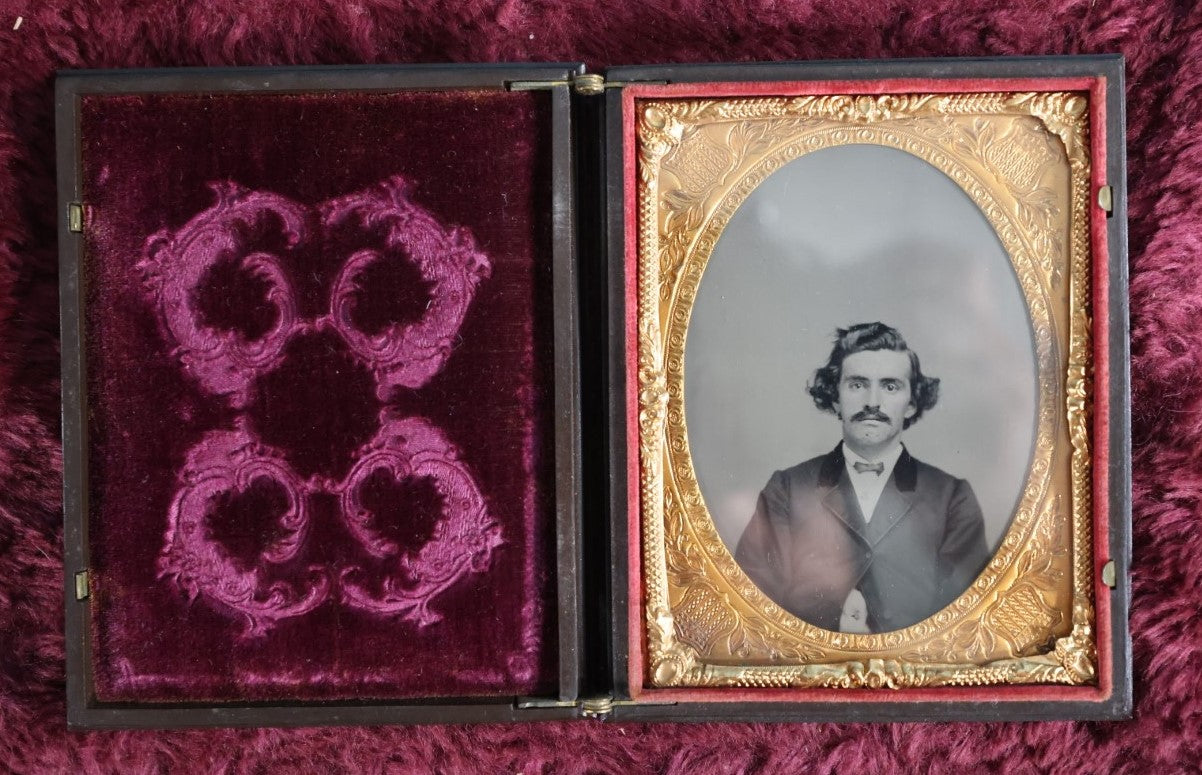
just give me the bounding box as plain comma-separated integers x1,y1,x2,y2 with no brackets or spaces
623,77,1115,706
81,90,558,702
1088,76,1114,703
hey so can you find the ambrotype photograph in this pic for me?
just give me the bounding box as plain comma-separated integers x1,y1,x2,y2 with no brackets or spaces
632,89,1102,691
687,144,1034,635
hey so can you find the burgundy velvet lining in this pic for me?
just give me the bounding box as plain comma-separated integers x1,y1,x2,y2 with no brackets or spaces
80,90,558,702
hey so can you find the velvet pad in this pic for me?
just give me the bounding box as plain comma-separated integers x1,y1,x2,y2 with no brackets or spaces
80,90,558,702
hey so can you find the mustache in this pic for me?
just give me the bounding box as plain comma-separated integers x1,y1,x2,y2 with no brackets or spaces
850,408,891,423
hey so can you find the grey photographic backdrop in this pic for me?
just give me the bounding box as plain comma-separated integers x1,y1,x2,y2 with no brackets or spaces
684,144,1038,553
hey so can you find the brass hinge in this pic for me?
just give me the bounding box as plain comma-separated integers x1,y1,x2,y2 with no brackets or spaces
507,73,667,95
515,697,577,710
582,695,678,719
1097,184,1114,214
68,202,84,233
515,694,676,719
580,695,615,719
571,73,606,95
74,570,90,601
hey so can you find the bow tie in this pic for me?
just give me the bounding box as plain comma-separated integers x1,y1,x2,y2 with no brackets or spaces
853,461,885,476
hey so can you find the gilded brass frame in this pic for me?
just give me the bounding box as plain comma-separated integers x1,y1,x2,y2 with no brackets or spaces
636,92,1096,689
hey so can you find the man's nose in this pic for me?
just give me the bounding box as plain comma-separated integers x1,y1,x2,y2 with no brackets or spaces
866,383,883,405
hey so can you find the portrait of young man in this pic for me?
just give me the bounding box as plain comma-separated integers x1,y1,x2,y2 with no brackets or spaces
733,322,991,634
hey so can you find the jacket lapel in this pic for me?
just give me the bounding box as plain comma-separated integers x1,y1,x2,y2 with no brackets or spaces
865,448,918,546
818,445,871,544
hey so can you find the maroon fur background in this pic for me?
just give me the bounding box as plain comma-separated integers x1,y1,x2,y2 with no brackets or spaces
0,0,1199,772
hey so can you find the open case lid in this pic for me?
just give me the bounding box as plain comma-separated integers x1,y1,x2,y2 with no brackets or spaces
601,56,1130,721
58,63,586,727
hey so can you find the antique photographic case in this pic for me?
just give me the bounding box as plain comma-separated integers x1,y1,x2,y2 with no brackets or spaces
57,57,1130,727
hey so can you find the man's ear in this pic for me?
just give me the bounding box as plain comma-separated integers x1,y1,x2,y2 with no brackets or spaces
904,401,917,419
833,400,841,419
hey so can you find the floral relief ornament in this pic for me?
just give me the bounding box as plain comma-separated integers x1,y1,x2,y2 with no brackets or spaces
637,92,1097,688
141,176,501,638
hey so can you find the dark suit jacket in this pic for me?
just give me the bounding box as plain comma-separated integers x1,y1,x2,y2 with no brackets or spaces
734,444,989,633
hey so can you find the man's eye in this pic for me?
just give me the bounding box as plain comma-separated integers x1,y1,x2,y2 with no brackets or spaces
884,383,899,392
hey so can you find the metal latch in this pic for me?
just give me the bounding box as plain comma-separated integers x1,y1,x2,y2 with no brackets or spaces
1102,559,1117,588
1097,185,1114,215
68,202,84,233
75,570,90,601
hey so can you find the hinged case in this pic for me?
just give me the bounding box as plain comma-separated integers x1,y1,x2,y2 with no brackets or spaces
57,56,1130,727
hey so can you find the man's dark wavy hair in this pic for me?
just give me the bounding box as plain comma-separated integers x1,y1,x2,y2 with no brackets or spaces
807,322,940,430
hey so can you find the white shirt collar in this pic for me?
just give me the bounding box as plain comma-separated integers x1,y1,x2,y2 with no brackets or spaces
842,441,904,478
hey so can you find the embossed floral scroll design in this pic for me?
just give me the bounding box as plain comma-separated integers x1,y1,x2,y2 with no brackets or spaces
636,93,1097,689
143,176,501,638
